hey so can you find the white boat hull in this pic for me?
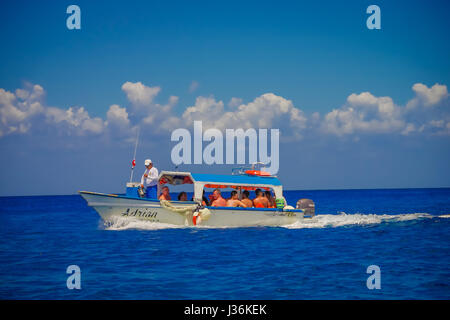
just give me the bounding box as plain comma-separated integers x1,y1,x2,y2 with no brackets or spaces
80,191,304,227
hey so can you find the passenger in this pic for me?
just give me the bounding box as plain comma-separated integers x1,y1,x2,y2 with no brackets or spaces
178,192,188,201
211,188,227,207
253,188,269,208
202,190,209,206
240,190,253,208
227,191,247,208
159,186,171,201
140,159,159,199
264,190,276,208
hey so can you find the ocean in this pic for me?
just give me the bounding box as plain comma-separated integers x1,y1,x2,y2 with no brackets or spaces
0,188,449,299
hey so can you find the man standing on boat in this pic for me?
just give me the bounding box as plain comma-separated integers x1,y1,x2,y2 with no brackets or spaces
140,159,159,199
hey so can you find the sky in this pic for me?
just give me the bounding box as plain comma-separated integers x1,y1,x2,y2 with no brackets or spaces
0,0,449,196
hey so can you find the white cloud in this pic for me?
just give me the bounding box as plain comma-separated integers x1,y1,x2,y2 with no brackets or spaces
0,85,46,137
141,95,178,125
410,83,448,107
1,81,448,141
228,97,243,108
45,106,105,135
119,81,181,134
81,117,104,134
179,93,308,140
0,84,107,138
322,92,405,135
418,119,450,136
182,96,225,128
121,81,161,106
106,104,130,128
403,83,449,135
0,81,180,140
322,83,450,136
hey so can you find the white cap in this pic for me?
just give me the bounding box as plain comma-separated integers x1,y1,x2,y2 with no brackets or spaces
144,159,152,166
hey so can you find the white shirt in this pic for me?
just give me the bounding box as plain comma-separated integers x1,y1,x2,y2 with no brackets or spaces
141,167,159,188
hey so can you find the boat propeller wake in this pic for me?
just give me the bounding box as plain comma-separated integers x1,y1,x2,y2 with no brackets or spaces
282,212,433,229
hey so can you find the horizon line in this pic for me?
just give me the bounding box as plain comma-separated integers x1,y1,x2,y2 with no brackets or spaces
1,186,450,198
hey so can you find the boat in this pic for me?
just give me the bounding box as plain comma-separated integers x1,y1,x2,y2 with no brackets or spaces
79,166,315,227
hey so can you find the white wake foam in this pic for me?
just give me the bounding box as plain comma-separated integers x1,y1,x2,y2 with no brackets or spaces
282,212,432,229
102,216,186,231
100,212,440,231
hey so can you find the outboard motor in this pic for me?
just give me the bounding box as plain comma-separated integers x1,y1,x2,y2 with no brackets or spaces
296,199,315,216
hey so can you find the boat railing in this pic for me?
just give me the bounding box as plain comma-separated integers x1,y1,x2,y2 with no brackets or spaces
231,166,252,175
231,162,269,175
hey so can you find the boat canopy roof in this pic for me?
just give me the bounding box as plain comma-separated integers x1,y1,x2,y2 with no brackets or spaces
158,171,281,186
191,173,281,186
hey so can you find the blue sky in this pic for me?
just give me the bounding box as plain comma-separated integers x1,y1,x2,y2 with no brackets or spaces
1,0,449,196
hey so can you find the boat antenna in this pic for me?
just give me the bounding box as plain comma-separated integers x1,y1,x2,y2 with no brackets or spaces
129,126,140,183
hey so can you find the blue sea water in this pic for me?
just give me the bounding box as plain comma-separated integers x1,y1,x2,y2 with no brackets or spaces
0,188,449,300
